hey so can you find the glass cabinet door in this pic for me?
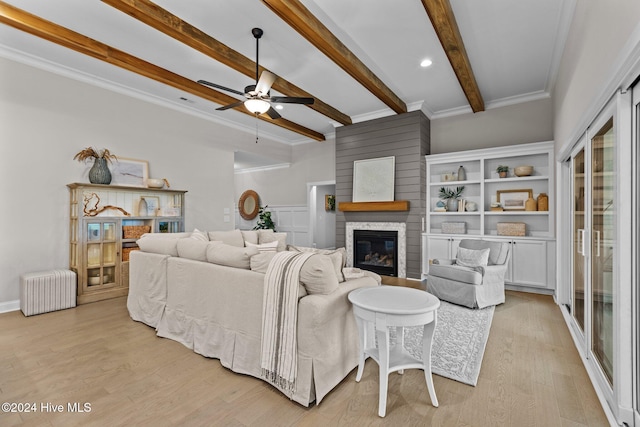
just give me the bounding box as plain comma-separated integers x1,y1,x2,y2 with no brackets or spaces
591,118,615,385
85,221,117,287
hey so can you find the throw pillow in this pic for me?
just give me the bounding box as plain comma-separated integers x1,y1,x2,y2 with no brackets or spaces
288,245,346,282
245,240,279,252
250,252,277,273
299,254,339,295
206,242,259,269
190,228,208,242
207,230,244,247
456,247,491,268
257,230,287,251
176,238,208,262
241,230,259,245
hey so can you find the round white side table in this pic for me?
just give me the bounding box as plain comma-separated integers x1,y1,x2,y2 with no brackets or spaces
348,285,440,417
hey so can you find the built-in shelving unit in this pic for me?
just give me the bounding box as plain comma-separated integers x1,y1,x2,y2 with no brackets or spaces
423,141,556,292
68,183,186,304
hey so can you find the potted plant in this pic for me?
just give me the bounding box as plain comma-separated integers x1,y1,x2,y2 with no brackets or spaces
496,165,509,178
73,147,117,185
253,205,276,231
439,186,465,212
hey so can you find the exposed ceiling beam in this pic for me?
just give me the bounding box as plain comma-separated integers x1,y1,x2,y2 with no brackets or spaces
262,0,407,115
101,0,351,126
420,0,484,112
0,1,324,141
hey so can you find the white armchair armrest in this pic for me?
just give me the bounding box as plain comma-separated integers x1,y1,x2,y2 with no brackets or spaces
432,258,455,265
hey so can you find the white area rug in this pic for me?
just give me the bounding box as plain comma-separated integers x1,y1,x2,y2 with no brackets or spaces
394,301,495,386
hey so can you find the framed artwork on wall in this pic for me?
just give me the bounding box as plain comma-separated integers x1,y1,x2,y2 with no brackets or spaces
352,156,395,202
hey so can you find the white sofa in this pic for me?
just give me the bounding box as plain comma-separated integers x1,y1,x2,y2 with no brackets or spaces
127,229,380,406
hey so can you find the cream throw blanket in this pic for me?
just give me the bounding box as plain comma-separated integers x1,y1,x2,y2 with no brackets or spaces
261,251,314,392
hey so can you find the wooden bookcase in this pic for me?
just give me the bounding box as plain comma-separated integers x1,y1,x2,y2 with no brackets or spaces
68,183,186,304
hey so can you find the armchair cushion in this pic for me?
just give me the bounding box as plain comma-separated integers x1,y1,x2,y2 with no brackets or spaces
455,247,490,268
428,264,483,285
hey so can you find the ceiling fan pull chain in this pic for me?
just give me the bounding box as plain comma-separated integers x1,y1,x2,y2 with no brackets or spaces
255,113,259,143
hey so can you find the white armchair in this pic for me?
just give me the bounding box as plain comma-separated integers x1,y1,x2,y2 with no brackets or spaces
426,239,510,309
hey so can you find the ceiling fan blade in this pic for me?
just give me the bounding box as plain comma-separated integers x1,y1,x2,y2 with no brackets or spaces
255,71,276,96
198,79,245,96
265,107,281,119
215,100,246,111
270,96,315,105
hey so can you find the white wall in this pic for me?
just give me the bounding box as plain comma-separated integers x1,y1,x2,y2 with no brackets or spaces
234,139,335,206
430,97,554,153
554,0,640,151
0,58,242,306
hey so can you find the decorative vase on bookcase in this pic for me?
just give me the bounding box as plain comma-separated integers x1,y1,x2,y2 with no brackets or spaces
447,198,459,212
88,158,112,185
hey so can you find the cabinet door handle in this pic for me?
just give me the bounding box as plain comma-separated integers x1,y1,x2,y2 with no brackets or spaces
594,230,601,257
578,229,586,256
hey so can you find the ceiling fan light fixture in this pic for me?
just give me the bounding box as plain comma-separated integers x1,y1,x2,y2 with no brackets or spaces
244,99,270,114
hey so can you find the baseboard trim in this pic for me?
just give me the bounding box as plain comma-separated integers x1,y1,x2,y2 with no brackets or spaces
0,300,20,314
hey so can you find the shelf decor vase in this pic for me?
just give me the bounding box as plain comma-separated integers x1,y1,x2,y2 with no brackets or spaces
525,197,537,211
88,158,112,185
537,193,548,211
457,165,466,181
447,198,459,212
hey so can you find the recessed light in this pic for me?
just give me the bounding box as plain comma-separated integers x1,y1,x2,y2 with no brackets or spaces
420,58,433,68
275,105,283,110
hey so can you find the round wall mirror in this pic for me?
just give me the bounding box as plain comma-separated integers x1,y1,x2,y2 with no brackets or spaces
238,190,260,220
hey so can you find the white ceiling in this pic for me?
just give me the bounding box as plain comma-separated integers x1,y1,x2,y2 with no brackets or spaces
0,0,575,165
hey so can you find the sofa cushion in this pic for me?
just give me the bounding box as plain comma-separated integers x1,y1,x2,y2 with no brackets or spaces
288,245,346,282
429,264,483,285
241,230,259,245
245,240,279,252
206,242,259,269
176,238,208,262
455,247,490,268
207,230,244,247
257,229,287,251
137,235,179,256
300,254,339,295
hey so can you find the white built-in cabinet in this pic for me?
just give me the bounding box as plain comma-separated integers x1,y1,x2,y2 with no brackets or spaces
422,141,556,292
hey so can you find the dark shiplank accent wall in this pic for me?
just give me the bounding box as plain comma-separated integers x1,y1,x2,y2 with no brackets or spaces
336,111,430,278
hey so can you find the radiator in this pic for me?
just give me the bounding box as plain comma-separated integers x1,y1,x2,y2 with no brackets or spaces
20,269,77,316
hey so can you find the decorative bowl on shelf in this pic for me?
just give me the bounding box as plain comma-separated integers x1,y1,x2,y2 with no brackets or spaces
88,276,100,285
146,178,167,188
514,165,534,177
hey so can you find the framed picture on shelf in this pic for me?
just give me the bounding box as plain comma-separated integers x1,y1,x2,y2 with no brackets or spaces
496,189,533,211
110,158,149,187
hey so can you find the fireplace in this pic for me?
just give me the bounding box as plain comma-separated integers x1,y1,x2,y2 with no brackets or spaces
353,230,398,277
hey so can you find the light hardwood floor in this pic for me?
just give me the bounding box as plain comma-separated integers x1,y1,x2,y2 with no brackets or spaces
0,290,609,426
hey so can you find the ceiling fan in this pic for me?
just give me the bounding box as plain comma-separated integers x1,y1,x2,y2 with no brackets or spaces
198,28,314,119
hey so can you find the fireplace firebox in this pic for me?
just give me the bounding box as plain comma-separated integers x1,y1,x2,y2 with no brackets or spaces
353,230,398,277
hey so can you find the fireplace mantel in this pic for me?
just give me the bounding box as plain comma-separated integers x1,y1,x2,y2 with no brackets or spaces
338,200,410,212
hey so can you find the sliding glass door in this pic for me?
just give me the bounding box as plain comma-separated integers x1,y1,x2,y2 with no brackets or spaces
590,118,615,384
572,147,586,334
